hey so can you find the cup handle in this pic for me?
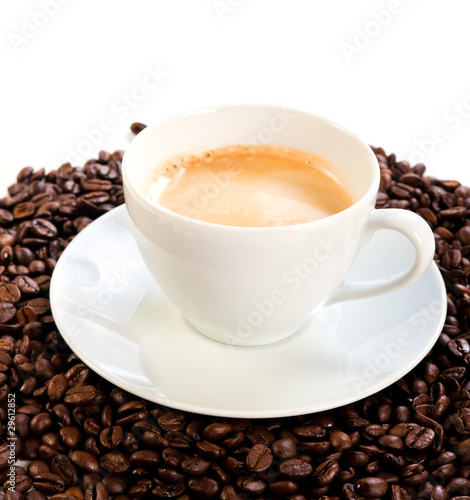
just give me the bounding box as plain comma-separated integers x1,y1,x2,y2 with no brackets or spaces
330,208,435,303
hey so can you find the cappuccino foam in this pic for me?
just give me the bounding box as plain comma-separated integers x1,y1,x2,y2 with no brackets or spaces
147,145,353,227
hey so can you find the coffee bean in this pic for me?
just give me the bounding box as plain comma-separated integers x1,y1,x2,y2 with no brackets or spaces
268,480,298,496
449,338,470,357
5,473,33,494
26,491,48,500
203,422,234,441
157,468,185,484
14,412,30,438
27,297,50,315
29,259,46,274
33,473,67,495
457,225,470,244
14,274,40,294
219,457,243,477
77,191,109,206
0,351,11,372
246,443,273,472
130,123,147,135
0,232,15,248
344,450,369,468
399,172,424,187
405,426,435,450
453,408,470,435
69,451,100,473
50,494,79,500
219,485,243,500
152,480,185,499
196,440,226,459
128,479,153,498
142,430,168,449
51,454,79,485
99,426,123,450
447,477,470,496
3,145,470,497
280,457,313,479
46,374,69,403
0,302,16,323
236,476,266,495
441,206,468,219
379,434,404,451
17,304,38,325
402,463,428,485
81,179,112,192
84,481,108,500
312,459,340,486
83,437,100,457
30,412,53,434
13,201,35,219
30,218,58,238
65,363,89,387
34,356,55,381
64,385,98,406
0,283,20,303
115,400,149,426
457,439,470,463
329,429,352,450
83,417,101,437
390,183,413,198
223,431,244,449
428,484,449,500
100,451,130,473
129,449,159,467
40,433,64,453
165,430,192,449
417,207,438,228
28,460,51,477
101,475,128,496
246,425,274,445
60,426,82,449
181,457,211,476
0,209,13,224
161,447,183,468
157,411,186,431
355,477,389,497
272,437,297,459
294,424,326,440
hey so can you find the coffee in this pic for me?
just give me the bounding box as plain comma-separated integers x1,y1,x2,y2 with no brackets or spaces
1,126,467,497
147,144,353,227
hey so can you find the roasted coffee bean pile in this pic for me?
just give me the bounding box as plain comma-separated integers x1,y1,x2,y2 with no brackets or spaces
0,129,469,499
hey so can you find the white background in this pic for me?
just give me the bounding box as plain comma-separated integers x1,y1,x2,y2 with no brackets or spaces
1,0,470,194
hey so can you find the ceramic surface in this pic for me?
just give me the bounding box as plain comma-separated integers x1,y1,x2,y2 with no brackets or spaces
122,105,435,346
50,205,447,418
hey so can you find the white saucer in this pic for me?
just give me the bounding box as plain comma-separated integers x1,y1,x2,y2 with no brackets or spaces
50,205,447,418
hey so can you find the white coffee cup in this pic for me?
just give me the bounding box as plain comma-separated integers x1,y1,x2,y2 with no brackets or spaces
122,104,435,347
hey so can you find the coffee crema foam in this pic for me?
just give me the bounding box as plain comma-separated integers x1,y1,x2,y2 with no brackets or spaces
147,145,353,227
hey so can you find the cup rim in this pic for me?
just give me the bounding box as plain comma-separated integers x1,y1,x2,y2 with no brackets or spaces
122,103,380,232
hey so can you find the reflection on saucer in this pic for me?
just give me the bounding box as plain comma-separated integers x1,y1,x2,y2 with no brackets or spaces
139,313,343,413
